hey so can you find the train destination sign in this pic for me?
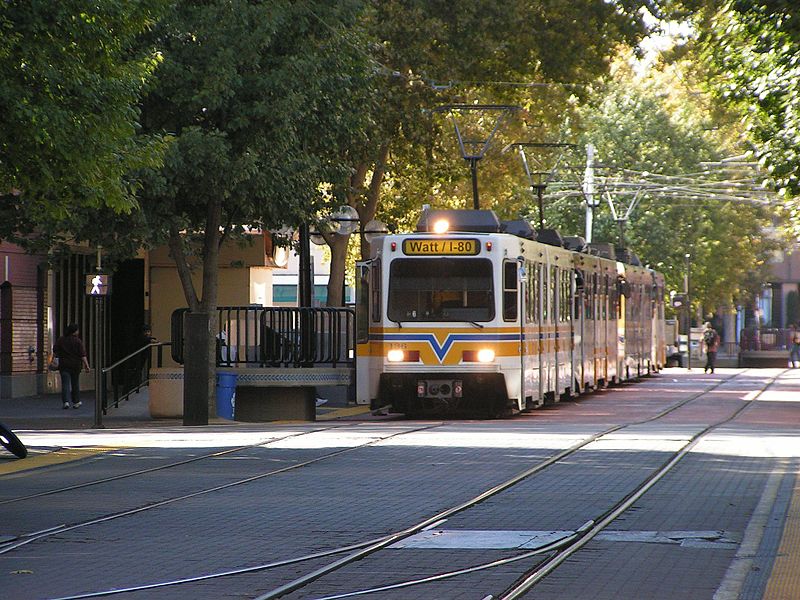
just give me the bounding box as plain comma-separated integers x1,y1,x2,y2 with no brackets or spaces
402,238,480,256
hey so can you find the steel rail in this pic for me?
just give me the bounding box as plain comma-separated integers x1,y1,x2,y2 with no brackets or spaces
0,423,443,556
252,371,749,600
498,369,785,599
0,423,352,506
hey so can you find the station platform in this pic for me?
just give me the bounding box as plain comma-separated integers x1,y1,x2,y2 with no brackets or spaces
0,385,371,432
0,368,798,599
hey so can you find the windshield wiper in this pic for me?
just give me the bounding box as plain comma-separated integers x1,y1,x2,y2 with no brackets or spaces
468,321,484,329
390,319,403,328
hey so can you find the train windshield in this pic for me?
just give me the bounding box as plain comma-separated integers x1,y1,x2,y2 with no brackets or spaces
387,258,494,322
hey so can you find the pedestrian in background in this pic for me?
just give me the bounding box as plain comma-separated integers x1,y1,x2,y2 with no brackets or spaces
138,324,157,377
701,322,720,374
53,323,90,409
789,324,800,368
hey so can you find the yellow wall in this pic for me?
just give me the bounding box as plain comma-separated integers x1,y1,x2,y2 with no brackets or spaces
148,233,275,366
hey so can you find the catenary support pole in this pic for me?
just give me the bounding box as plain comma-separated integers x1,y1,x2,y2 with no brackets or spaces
685,253,692,371
584,143,596,242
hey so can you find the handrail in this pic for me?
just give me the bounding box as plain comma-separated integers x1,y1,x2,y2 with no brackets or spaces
94,342,172,428
102,342,170,374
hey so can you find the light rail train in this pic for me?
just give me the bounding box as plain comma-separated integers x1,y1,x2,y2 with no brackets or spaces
355,209,665,417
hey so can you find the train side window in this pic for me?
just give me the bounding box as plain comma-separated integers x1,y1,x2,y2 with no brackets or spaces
503,260,518,321
356,263,370,343
371,259,381,322
526,264,534,321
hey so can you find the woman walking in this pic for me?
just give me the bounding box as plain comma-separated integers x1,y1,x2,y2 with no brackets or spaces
53,323,90,409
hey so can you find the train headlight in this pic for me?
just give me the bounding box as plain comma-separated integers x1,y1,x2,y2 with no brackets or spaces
463,349,496,363
432,219,449,234
387,349,405,362
477,348,495,363
387,349,420,362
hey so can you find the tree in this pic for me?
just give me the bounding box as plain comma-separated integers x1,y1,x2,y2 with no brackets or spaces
137,1,374,424
543,54,778,314
321,0,690,306
697,1,800,236
0,1,166,226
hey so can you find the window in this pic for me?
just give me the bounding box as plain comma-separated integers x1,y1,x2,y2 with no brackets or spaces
272,284,334,305
371,259,381,322
387,258,494,322
503,261,518,321
356,264,370,343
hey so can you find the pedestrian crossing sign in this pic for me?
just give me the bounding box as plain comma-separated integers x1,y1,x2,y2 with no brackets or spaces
85,273,111,296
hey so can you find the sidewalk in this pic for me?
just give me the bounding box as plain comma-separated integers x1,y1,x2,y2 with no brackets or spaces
0,384,369,432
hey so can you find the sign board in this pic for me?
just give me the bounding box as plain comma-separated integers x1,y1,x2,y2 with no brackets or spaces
85,273,111,296
402,238,480,256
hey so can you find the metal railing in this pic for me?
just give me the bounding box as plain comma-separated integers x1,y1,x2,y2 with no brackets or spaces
98,342,171,418
170,306,355,368
740,328,798,351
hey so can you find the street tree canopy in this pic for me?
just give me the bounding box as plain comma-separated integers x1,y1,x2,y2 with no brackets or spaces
543,54,778,314
0,1,166,232
698,1,800,237
322,0,690,306
135,0,374,422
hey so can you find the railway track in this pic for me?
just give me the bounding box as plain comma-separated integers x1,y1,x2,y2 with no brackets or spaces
0,422,444,557
25,369,783,600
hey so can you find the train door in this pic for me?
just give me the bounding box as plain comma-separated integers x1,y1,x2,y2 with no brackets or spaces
532,261,544,406
573,268,585,393
616,266,628,381
503,258,525,412
539,255,552,401
547,265,561,401
556,265,571,398
604,271,615,385
581,267,594,390
516,258,533,411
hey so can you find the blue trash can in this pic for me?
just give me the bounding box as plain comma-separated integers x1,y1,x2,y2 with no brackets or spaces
215,372,237,420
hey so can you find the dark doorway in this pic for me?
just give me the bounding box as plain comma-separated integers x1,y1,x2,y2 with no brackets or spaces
108,260,145,365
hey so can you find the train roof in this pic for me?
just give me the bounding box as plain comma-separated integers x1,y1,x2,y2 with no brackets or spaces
413,208,645,265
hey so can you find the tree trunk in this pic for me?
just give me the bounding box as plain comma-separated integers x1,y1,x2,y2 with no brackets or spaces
169,197,223,425
326,233,349,307
183,311,213,425
325,144,392,307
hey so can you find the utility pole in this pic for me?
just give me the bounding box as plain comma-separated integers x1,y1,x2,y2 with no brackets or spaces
685,253,692,371
583,143,598,242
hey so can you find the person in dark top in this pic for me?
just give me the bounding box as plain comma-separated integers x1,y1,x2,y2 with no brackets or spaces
138,324,157,376
53,323,90,409
701,322,720,374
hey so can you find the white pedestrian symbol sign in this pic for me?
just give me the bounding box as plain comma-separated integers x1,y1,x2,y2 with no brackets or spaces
85,273,110,296
91,275,102,295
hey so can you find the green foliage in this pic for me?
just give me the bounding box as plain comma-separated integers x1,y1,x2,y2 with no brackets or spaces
353,0,674,230
136,0,375,307
698,1,800,236
544,55,778,312
0,1,167,222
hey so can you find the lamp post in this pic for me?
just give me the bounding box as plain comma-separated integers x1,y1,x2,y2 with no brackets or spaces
685,253,692,371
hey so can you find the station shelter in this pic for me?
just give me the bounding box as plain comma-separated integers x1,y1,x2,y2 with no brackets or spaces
0,232,293,399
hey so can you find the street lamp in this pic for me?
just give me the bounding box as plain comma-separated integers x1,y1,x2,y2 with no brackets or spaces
363,219,389,244
306,207,387,306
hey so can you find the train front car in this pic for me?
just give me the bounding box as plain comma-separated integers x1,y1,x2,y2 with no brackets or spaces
356,210,524,418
